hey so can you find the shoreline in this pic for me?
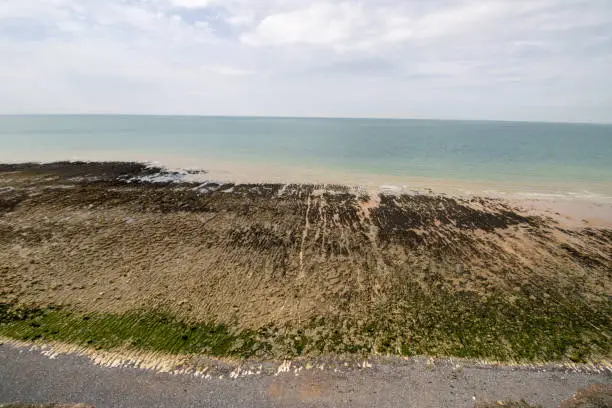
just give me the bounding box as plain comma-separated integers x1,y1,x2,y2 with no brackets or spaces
2,153,611,203
2,158,610,228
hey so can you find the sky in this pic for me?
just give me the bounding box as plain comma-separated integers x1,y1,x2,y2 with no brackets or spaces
1,0,611,123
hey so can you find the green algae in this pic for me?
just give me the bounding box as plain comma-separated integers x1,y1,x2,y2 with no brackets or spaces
2,284,610,363
0,305,261,358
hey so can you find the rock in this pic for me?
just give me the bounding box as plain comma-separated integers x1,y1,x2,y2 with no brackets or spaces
456,263,464,274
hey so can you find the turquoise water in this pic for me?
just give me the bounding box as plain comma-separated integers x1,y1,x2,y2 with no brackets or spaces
1,115,611,195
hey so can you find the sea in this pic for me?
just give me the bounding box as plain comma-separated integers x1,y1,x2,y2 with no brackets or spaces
1,115,611,200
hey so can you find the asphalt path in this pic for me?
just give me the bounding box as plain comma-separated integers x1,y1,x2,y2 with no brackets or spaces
1,344,610,408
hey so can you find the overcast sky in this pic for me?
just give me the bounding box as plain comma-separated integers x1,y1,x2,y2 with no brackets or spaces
1,0,611,122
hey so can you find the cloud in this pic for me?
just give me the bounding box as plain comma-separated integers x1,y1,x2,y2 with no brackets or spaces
238,1,555,49
0,0,611,122
202,65,255,76
169,0,218,9
240,2,366,47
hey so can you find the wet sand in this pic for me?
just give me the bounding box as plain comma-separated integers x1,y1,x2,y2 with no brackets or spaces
4,151,611,202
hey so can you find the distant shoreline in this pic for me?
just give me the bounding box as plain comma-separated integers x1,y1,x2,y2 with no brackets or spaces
2,112,612,126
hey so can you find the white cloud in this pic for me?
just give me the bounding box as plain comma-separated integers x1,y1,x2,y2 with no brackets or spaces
202,65,255,76
241,2,367,46
168,0,218,9
0,0,611,122
411,2,507,39
238,0,567,49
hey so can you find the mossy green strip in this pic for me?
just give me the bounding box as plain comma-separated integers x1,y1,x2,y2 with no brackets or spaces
1,285,610,362
0,305,262,358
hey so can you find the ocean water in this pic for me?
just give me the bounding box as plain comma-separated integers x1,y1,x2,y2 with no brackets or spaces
1,115,611,198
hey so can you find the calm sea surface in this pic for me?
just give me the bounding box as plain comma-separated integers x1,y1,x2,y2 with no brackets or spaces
1,115,611,197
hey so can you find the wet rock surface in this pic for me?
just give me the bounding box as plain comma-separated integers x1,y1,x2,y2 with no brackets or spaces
0,162,610,362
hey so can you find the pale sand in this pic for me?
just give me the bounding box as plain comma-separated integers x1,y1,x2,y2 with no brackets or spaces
513,199,612,228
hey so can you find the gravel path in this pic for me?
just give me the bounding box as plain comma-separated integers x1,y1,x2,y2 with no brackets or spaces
1,344,610,408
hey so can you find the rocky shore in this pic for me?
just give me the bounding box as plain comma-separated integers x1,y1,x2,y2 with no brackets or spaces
0,162,610,363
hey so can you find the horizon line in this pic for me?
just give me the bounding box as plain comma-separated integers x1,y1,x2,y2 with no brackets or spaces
0,113,611,126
